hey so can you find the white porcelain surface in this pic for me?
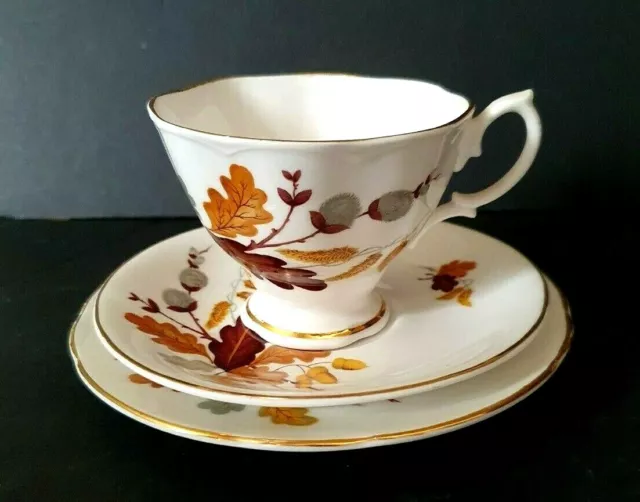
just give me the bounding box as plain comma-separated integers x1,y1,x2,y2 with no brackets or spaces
148,73,542,350
93,222,547,407
72,277,572,452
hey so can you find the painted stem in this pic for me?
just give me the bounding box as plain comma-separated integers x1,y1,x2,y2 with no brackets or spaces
248,180,298,250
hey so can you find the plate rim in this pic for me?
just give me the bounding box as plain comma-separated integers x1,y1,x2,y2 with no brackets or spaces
70,277,573,450
91,222,549,406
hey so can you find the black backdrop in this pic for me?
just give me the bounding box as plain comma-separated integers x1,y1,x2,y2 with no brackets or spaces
0,0,637,218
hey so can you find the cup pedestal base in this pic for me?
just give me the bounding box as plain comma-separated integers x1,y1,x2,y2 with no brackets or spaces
239,291,390,351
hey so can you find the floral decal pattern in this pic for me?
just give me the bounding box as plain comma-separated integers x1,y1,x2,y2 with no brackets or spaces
203,163,443,291
419,260,477,307
123,246,368,394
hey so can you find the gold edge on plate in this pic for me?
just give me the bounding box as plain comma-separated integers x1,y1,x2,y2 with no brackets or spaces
244,298,387,339
69,287,574,448
93,261,551,401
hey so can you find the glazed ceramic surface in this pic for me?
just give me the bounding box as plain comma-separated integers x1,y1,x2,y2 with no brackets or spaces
73,277,572,452
94,222,547,407
147,73,542,350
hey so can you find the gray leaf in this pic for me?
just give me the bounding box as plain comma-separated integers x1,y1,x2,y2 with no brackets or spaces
161,354,214,372
197,400,246,415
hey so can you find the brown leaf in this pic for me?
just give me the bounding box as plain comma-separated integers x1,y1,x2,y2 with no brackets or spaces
437,287,464,300
277,188,294,205
258,407,318,426
208,318,265,371
282,170,293,181
243,280,256,289
123,313,209,359
203,163,274,238
128,373,163,388
325,253,383,282
293,189,312,206
236,291,251,300
229,365,287,384
277,246,359,265
292,170,301,182
457,288,473,307
252,346,330,366
204,301,231,330
377,240,409,272
437,260,477,278
309,210,326,230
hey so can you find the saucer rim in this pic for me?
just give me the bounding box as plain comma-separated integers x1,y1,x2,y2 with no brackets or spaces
91,222,549,406
69,277,573,450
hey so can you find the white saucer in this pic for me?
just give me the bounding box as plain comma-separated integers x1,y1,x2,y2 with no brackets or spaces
93,222,547,407
71,276,572,452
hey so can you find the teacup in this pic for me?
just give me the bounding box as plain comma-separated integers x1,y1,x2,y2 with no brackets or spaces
147,73,541,350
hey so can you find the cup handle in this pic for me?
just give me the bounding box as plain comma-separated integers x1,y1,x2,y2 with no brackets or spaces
409,90,542,248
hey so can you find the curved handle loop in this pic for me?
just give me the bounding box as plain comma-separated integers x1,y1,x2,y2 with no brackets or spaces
409,90,542,248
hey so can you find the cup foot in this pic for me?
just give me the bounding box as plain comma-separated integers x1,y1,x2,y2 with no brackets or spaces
239,291,390,351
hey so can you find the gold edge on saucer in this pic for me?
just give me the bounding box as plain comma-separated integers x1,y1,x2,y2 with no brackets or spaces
244,298,387,339
68,281,573,448
91,253,550,401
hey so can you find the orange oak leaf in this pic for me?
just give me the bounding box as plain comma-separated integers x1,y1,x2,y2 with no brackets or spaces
437,260,476,278
252,346,330,366
124,313,209,359
258,407,318,426
208,318,265,371
457,288,473,307
229,365,288,384
128,373,163,388
203,163,274,238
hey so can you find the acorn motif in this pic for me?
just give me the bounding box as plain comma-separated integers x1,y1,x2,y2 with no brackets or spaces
368,190,415,222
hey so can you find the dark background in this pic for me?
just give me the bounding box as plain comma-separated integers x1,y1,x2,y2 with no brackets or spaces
0,0,637,218
2,2,640,501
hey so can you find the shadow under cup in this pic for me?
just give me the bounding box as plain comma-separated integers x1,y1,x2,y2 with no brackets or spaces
146,72,540,351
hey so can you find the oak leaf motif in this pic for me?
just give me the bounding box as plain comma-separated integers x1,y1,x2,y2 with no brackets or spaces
203,163,274,238
128,373,163,388
124,313,209,359
258,407,318,426
208,318,265,371
437,260,476,278
229,365,288,384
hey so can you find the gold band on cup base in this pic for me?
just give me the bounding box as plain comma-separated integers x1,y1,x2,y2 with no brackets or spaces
244,298,387,339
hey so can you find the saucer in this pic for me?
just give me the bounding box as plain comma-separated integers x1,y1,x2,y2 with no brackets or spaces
93,222,547,407
71,277,572,452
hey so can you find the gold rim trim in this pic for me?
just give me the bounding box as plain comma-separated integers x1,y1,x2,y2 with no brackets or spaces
69,284,573,448
92,221,550,402
147,72,476,144
244,297,387,339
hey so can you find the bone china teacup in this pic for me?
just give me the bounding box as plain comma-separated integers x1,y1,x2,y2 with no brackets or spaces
147,73,541,350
